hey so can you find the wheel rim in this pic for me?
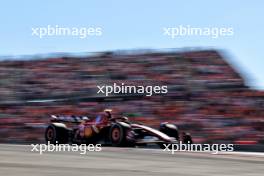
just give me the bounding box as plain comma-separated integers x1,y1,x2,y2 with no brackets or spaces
47,128,54,141
112,128,120,141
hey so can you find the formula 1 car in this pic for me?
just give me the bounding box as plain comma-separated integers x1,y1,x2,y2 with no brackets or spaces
45,109,192,148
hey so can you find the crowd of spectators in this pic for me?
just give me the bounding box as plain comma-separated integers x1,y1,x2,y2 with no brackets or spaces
0,50,263,144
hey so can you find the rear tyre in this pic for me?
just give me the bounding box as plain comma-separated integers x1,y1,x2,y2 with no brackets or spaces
109,124,129,147
109,124,125,146
45,124,68,144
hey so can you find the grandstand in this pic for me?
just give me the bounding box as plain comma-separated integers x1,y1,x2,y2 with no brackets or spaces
0,50,263,144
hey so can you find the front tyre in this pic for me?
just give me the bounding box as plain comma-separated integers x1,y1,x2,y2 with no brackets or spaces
182,133,193,144
160,123,179,140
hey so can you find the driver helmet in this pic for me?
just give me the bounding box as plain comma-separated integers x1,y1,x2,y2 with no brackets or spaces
82,116,89,121
104,109,112,119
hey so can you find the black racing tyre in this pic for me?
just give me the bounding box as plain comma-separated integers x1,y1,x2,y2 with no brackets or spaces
109,124,127,147
182,133,193,144
45,124,68,144
160,123,179,140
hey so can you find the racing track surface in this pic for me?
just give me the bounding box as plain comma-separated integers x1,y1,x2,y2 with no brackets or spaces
0,144,263,176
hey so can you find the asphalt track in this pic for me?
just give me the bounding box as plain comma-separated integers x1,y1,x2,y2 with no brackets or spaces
0,144,263,176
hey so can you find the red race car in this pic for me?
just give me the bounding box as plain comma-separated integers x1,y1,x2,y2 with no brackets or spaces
45,109,192,148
